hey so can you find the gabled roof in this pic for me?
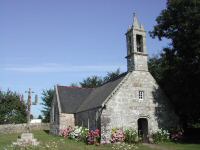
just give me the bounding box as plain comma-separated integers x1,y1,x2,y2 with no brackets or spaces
57,86,93,113
56,73,127,113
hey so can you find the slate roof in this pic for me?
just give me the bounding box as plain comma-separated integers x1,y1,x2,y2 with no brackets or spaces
57,86,92,113
56,72,127,113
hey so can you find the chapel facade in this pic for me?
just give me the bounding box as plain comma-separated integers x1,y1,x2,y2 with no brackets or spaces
50,14,178,143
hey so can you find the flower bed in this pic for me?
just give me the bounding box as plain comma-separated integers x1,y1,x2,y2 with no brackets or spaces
170,128,184,142
111,128,125,143
60,126,184,145
87,129,100,145
60,126,100,145
60,126,139,145
152,128,170,143
60,126,73,138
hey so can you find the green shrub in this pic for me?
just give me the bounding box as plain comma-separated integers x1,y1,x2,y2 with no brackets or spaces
124,128,138,144
68,126,89,142
79,127,89,143
152,128,170,143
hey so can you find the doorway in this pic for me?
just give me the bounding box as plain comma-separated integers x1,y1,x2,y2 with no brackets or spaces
138,118,148,142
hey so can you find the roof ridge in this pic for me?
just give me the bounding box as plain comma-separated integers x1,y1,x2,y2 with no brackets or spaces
57,85,94,89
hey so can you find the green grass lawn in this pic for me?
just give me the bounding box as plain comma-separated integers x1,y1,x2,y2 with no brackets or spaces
158,142,200,150
0,130,200,150
0,130,149,150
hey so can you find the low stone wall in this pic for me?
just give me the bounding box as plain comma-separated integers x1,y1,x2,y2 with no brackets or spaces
0,123,49,134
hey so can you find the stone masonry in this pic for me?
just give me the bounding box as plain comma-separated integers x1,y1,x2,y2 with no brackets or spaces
0,123,49,134
100,71,178,142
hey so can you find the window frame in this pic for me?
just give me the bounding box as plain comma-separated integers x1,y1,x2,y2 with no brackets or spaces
139,90,144,100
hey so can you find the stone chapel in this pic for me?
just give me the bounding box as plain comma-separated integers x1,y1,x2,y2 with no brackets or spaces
50,14,178,143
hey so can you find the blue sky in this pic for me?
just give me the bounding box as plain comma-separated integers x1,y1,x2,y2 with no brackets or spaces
0,0,168,117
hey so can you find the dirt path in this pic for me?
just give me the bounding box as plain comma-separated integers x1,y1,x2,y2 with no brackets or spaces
142,143,173,150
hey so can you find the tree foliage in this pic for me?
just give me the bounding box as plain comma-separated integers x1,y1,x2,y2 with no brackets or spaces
103,69,121,83
79,69,121,88
149,0,200,126
41,89,55,123
80,76,103,88
38,115,43,120
70,83,79,87
0,90,27,124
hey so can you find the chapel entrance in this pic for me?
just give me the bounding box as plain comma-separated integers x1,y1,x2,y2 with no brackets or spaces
138,118,148,142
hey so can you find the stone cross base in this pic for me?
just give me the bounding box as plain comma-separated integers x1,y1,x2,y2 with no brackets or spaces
13,133,39,146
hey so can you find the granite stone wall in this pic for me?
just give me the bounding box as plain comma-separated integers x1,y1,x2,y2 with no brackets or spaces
0,123,49,134
50,113,75,135
101,71,179,143
59,113,75,130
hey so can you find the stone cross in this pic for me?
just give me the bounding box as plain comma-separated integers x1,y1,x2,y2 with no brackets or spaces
25,88,38,132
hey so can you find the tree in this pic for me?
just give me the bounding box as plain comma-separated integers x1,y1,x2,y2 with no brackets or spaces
148,56,163,83
38,115,43,120
103,68,121,83
79,69,122,88
41,89,55,123
150,0,200,126
0,90,27,124
80,76,103,88
70,83,79,87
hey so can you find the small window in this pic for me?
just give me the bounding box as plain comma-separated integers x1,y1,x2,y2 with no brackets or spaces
139,91,144,100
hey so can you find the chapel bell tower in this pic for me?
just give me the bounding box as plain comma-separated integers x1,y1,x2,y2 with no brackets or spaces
125,14,148,72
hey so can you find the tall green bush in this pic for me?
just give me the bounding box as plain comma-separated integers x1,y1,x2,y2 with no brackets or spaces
124,128,138,144
41,89,54,123
152,129,170,143
0,90,27,124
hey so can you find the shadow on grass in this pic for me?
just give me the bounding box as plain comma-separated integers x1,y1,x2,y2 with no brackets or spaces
177,128,200,144
43,130,50,134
